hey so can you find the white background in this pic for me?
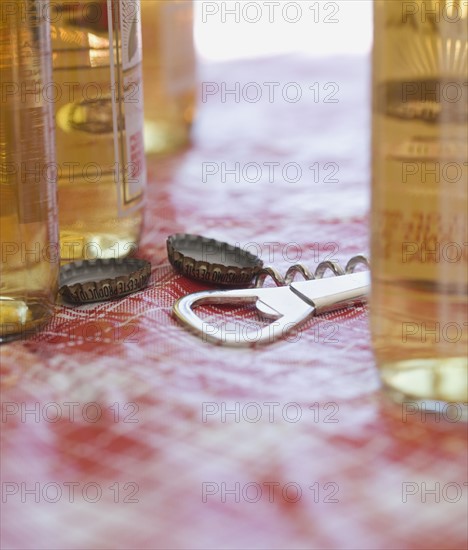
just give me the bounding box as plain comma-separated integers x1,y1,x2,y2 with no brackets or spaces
194,0,373,60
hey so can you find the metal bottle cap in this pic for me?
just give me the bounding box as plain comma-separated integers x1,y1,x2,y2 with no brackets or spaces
59,258,151,304
167,233,263,286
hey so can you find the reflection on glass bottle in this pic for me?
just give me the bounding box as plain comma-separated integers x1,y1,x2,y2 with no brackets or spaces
51,0,146,261
371,1,468,410
0,0,59,341
141,0,196,155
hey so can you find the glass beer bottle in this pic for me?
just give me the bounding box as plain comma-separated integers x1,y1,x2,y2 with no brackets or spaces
0,0,59,341
371,1,468,410
141,0,196,155
50,0,146,261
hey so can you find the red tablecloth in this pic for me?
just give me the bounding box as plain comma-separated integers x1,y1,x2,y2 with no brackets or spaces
1,55,467,550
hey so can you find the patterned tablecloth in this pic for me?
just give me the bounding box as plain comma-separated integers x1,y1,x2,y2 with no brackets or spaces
1,56,467,550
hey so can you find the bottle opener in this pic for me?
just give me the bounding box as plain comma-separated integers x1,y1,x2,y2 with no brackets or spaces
169,237,370,346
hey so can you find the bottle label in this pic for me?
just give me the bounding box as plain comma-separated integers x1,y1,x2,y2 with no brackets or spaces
120,0,143,71
108,0,146,215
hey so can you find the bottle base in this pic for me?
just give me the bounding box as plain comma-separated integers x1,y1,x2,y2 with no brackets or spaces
144,120,191,156
59,231,140,263
0,298,54,343
380,356,468,419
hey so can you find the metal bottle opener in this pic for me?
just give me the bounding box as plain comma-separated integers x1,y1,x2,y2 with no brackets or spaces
173,266,369,347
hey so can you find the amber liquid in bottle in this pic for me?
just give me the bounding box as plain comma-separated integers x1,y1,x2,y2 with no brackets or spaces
0,0,59,341
371,1,468,410
141,0,196,155
51,0,146,261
